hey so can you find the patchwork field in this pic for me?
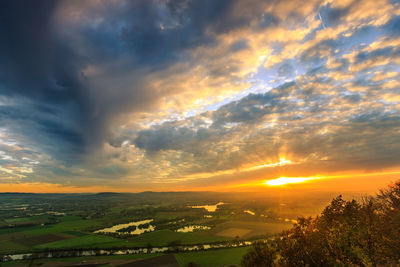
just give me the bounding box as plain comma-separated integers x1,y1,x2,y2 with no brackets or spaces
211,220,293,238
0,213,294,255
175,247,250,266
35,234,122,250
216,227,252,238
1,247,250,267
0,241,29,254
0,191,322,266
15,233,70,246
0,253,165,267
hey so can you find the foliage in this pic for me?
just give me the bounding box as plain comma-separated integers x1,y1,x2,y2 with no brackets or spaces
241,242,277,267
241,181,400,267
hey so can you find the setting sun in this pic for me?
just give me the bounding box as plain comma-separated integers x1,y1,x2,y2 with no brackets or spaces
265,176,320,186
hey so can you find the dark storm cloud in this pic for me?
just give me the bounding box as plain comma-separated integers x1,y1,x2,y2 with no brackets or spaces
0,0,89,162
0,0,266,162
118,0,221,65
0,0,85,107
36,120,83,148
99,0,258,66
0,99,83,161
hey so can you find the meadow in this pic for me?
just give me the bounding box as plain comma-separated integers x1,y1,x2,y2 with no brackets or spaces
1,247,250,267
0,191,331,266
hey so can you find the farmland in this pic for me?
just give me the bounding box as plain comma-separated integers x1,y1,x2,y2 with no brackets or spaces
0,191,333,266
1,247,251,267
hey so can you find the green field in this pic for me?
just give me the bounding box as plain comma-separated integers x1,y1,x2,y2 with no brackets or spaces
175,247,250,266
35,234,122,249
0,240,29,254
32,229,231,250
124,229,231,247
0,191,316,265
210,220,293,238
4,217,34,223
1,247,249,267
19,216,105,235
0,253,165,267
0,214,291,255
0,216,289,254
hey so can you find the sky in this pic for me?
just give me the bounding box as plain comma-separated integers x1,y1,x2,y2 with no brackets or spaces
0,0,399,193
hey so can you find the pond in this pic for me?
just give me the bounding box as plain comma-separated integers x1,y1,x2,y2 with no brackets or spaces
175,225,211,232
190,202,224,212
94,219,154,235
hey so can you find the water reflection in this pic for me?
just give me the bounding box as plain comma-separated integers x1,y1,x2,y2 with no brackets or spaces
94,219,154,235
190,202,224,212
176,225,211,232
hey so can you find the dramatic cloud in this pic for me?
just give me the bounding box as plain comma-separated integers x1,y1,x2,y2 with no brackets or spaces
0,0,399,191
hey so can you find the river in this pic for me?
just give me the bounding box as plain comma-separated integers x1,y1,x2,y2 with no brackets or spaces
2,239,260,262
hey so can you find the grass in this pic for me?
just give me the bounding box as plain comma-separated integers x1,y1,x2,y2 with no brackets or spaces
175,247,250,267
124,229,231,247
0,225,45,235
156,210,202,218
2,215,288,255
4,217,33,223
1,247,250,267
211,220,292,238
34,228,231,250
22,217,105,235
35,234,122,249
216,227,252,238
0,214,233,254
63,230,89,237
1,253,165,267
0,216,97,236
15,233,70,246
0,240,29,254
4,215,53,224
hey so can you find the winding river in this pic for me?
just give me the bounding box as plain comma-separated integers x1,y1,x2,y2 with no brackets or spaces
2,240,259,262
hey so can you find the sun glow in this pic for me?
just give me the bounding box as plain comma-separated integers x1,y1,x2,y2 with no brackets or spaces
264,176,320,186
247,158,293,171
178,158,294,181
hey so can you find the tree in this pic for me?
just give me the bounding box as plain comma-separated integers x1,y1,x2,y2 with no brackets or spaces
277,217,330,266
241,242,277,267
241,181,400,266
376,181,400,262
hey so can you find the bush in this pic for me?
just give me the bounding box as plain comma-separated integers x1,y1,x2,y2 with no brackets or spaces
241,242,277,267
